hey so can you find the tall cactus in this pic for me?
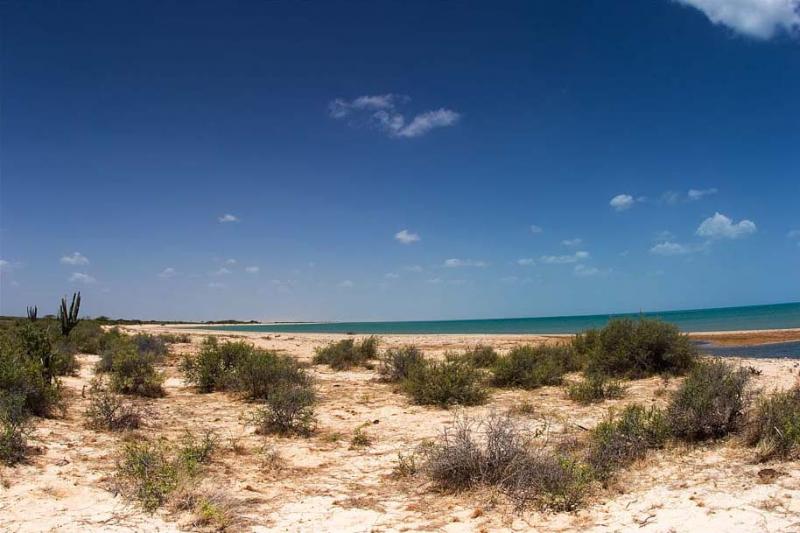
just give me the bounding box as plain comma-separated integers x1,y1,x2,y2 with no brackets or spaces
59,292,81,336
26,305,38,321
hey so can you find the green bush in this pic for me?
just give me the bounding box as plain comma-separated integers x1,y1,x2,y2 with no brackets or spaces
587,404,669,478
492,344,576,389
575,318,697,378
378,345,425,382
0,329,62,417
667,359,751,441
250,382,316,436
232,348,311,401
109,344,165,398
313,336,379,370
0,393,30,465
745,387,800,461
402,354,488,407
181,338,252,392
566,374,626,404
461,344,499,368
84,378,141,431
132,333,169,359
116,432,216,512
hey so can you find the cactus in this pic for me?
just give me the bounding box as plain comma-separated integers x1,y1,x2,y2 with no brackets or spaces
26,305,38,321
59,292,81,337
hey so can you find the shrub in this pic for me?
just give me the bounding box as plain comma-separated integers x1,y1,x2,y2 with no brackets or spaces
116,440,180,512
0,331,61,417
492,344,576,389
403,355,488,407
158,332,191,344
313,336,379,370
424,412,590,511
250,382,316,436
667,359,751,441
350,423,373,449
181,338,252,392
84,378,141,431
109,345,165,398
0,393,30,466
461,344,499,368
116,433,216,512
132,333,169,359
232,348,310,401
575,318,696,378
587,404,669,478
67,320,106,354
567,375,626,404
378,345,425,382
745,387,800,461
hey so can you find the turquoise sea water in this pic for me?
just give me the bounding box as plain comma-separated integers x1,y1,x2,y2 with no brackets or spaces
203,302,800,335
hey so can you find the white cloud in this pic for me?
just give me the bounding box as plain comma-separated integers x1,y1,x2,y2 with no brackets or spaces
573,264,601,277
61,252,89,265
787,229,800,239
688,187,718,201
529,225,543,234
245,266,260,273
561,238,583,247
384,272,400,279
212,267,232,276
540,251,590,264
158,267,177,279
395,229,420,244
337,280,354,288
404,265,424,272
443,258,487,268
696,212,757,239
330,94,460,138
672,0,800,39
208,282,226,289
0,259,8,270
69,272,96,284
610,194,635,211
218,214,239,223
224,258,237,265
650,241,692,256
517,258,537,266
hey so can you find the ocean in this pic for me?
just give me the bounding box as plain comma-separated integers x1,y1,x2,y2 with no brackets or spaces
203,302,800,335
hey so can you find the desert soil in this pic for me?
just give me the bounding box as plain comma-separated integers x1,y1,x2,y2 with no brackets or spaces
2,326,800,532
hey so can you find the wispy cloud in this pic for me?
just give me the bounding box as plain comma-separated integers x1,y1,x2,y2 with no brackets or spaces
609,194,636,211
329,94,460,138
788,229,800,240
443,258,487,268
688,187,718,201
212,267,232,276
384,272,400,279
61,252,89,265
573,264,603,277
158,267,177,279
218,213,239,223
650,241,692,256
208,282,226,289
337,280,354,288
696,212,757,239
245,266,260,273
529,225,543,234
69,272,96,284
540,251,589,264
395,229,420,244
561,238,583,247
517,258,536,266
672,0,800,39
404,265,423,273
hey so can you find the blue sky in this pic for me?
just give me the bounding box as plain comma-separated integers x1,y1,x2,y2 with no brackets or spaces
1,0,799,321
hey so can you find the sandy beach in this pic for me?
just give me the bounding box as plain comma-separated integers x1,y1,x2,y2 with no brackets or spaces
2,325,800,532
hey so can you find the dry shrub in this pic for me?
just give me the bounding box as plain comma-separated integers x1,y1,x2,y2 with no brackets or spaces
566,374,626,404
378,345,425,382
667,359,751,441
84,378,141,431
424,412,591,511
587,404,669,478
745,387,800,461
250,382,316,436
